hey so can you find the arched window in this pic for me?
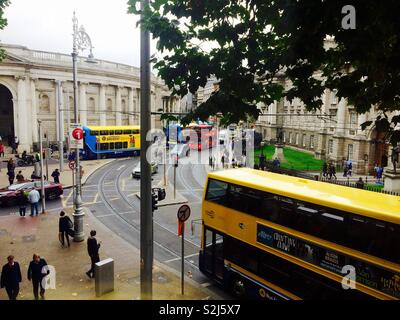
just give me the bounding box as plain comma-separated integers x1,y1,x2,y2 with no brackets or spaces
39,94,50,113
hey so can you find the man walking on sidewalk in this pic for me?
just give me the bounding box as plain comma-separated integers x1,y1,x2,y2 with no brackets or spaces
86,230,101,279
28,188,41,216
27,254,50,300
0,255,22,300
51,169,60,184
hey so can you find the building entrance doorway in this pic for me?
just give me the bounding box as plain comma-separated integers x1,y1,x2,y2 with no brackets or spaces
0,84,14,146
372,130,389,167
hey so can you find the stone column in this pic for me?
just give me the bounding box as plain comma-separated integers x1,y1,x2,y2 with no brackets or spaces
336,97,347,136
30,78,39,144
128,87,135,125
99,84,107,126
16,76,30,152
79,83,88,126
116,86,122,126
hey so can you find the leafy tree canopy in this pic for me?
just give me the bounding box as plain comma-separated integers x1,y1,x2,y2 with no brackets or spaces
0,0,9,60
128,0,400,143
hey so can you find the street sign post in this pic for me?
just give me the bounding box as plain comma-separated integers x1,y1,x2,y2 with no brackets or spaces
177,204,191,295
69,160,76,170
69,125,84,149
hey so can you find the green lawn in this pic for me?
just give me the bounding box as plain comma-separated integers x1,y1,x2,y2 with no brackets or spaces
254,145,325,171
365,183,384,192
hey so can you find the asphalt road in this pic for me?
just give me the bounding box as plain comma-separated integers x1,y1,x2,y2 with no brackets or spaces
0,148,232,299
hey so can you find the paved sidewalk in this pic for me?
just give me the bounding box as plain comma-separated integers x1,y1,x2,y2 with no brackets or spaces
0,159,115,189
0,206,211,300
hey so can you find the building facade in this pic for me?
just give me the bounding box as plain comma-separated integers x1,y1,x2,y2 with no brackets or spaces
257,82,395,175
193,75,394,175
0,44,179,152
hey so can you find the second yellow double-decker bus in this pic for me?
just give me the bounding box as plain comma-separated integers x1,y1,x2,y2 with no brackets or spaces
199,168,400,300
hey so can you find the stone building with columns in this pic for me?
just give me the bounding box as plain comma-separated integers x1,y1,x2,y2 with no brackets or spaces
192,75,393,175
0,44,179,152
257,81,395,175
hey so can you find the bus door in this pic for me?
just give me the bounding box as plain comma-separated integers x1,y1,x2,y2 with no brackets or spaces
204,228,224,281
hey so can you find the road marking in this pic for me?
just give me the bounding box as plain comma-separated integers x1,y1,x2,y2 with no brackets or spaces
96,213,115,218
62,190,73,208
201,282,212,288
164,253,199,264
116,165,126,171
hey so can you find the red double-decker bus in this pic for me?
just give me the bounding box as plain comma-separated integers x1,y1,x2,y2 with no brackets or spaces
186,124,218,151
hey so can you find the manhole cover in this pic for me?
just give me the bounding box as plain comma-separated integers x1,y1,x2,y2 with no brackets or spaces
22,235,36,243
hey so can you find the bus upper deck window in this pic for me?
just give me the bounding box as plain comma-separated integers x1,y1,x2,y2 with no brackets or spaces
115,130,123,135
100,130,109,135
123,130,132,134
109,130,115,135
91,130,99,136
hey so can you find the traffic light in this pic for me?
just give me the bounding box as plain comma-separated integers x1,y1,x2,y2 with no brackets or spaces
151,187,166,212
158,188,166,201
152,193,158,211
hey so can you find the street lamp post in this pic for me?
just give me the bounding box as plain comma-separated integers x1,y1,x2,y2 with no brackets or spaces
140,0,153,300
71,12,95,242
37,120,46,214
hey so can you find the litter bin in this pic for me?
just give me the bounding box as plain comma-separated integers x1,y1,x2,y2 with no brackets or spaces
95,258,114,297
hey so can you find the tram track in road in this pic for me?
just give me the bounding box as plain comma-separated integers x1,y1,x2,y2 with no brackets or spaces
94,159,201,272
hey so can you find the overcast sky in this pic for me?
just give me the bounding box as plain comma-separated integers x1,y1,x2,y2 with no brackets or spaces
0,0,155,67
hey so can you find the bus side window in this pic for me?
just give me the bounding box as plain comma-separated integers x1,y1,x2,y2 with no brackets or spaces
367,221,386,258
296,205,318,235
261,193,279,222
275,196,296,229
100,143,109,150
385,224,400,263
100,130,109,135
347,216,369,253
317,211,345,244
205,179,228,206
109,142,115,150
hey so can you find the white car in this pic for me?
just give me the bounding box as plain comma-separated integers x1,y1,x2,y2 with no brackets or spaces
132,162,158,179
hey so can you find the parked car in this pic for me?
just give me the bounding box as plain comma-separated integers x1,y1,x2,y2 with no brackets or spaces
132,161,158,179
170,143,190,158
0,181,64,207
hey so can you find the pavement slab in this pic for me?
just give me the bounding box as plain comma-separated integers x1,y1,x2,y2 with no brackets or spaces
0,205,211,300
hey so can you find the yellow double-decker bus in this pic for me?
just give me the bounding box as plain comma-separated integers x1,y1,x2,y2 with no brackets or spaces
81,126,141,160
199,168,400,300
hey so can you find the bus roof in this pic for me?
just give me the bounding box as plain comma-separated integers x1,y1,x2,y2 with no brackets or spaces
84,125,140,130
208,168,400,225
